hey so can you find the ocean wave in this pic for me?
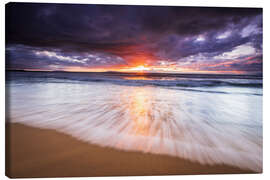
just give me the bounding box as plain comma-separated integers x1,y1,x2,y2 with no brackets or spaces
7,76,263,89
7,82,263,172
7,71,263,88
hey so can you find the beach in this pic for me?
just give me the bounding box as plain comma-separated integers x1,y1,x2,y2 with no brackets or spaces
5,71,263,177
6,123,255,178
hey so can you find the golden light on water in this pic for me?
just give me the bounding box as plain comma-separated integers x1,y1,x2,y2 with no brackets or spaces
127,88,152,136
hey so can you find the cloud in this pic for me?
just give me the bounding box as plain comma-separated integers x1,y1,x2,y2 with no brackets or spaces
6,3,262,73
6,45,127,70
216,31,232,39
34,50,88,64
213,43,256,60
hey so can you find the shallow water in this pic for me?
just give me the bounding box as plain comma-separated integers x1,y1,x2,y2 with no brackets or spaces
6,71,262,171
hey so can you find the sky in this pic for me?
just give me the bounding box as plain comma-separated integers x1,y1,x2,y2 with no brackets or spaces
6,3,262,74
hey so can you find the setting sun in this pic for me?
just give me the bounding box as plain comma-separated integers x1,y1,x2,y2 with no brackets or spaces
128,65,151,71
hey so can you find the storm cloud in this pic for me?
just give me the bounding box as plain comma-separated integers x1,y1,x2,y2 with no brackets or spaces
6,3,262,73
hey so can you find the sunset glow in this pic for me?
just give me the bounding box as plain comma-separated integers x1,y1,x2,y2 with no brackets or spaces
128,65,151,72
6,4,262,75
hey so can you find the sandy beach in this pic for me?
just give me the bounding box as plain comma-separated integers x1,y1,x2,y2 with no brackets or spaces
6,123,255,178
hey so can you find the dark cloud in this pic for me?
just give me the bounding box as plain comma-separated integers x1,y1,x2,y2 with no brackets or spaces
6,3,262,73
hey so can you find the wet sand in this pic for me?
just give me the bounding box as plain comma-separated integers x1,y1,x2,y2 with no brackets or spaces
6,123,256,178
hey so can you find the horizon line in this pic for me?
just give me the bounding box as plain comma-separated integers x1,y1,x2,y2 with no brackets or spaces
6,68,262,76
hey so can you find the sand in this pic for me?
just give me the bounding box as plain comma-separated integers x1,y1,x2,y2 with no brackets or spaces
6,123,256,178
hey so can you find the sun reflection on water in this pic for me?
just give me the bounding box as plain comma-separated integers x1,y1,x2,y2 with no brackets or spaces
8,81,262,172
127,88,153,136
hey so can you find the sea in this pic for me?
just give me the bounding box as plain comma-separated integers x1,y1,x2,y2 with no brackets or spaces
6,70,263,171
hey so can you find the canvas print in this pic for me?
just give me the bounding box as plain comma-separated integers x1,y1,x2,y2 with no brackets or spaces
5,2,262,178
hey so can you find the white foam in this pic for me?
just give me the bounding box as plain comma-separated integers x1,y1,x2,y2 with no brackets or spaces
7,82,262,172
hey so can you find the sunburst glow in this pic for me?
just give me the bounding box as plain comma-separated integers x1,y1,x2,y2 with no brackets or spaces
128,65,151,71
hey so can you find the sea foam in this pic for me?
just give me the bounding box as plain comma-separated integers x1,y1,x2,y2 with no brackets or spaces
7,80,262,172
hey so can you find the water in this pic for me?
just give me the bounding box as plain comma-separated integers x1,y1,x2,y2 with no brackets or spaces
6,71,262,171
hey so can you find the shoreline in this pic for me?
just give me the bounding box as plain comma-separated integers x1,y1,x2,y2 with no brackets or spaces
6,122,257,178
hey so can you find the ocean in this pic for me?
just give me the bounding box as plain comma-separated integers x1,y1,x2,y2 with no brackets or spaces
6,71,263,171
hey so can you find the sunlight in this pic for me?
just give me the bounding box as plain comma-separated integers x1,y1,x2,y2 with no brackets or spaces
128,65,150,71
126,88,153,136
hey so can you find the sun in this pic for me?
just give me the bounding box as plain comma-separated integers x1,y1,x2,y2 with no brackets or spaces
129,65,150,71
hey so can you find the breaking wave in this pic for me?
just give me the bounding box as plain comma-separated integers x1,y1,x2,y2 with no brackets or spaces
7,80,262,172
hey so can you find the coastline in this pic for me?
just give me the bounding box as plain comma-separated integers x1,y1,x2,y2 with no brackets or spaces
6,122,256,178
